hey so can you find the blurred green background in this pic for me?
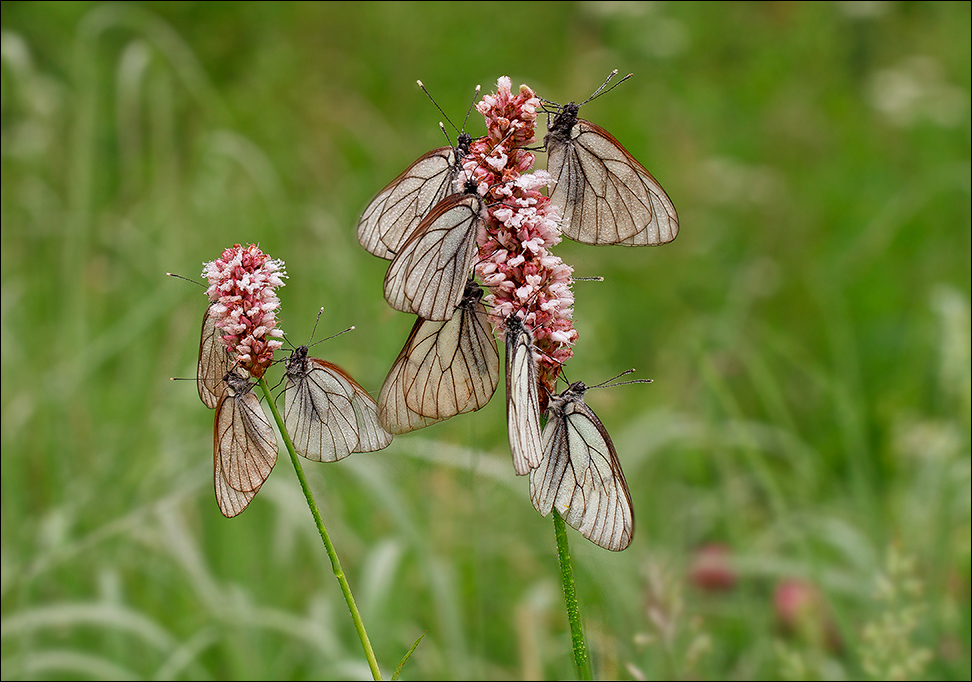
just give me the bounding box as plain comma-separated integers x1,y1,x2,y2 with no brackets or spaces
2,1,969,679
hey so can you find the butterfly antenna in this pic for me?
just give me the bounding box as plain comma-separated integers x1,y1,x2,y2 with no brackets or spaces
418,80,461,134
307,326,356,351
581,69,633,106
166,272,204,287
308,306,325,346
460,84,481,132
437,121,455,148
572,275,605,282
591,368,653,390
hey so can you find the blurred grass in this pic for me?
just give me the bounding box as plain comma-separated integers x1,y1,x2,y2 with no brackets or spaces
1,1,969,680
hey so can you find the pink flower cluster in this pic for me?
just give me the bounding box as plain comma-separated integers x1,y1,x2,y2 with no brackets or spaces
201,243,287,378
465,77,578,393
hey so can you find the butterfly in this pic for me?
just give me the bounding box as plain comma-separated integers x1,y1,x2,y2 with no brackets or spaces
382,178,485,321
542,70,679,247
197,302,233,409
358,133,475,261
284,344,393,461
504,314,543,476
530,374,648,551
378,280,499,434
214,369,278,517
358,83,481,260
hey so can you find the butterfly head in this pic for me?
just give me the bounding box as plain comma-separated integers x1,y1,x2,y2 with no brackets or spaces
456,132,473,157
545,102,580,144
560,380,589,403
285,344,311,377
462,279,485,304
223,370,254,396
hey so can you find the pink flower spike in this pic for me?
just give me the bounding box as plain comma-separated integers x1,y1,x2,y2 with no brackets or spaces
469,77,576,397
201,244,287,379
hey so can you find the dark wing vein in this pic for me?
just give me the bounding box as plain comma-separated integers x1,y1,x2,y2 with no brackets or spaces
530,392,633,551
505,318,543,475
357,146,458,260
383,194,483,321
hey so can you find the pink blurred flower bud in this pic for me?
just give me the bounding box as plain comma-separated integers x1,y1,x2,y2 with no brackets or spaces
688,543,737,592
774,578,842,650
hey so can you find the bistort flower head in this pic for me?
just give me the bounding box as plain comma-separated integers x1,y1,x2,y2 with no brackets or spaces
202,243,287,378
465,76,578,394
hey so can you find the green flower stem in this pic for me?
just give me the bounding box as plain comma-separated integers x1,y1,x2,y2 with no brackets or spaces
553,511,593,681
258,377,382,681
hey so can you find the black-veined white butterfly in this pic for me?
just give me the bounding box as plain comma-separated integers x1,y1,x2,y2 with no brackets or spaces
542,70,679,247
358,83,481,260
530,373,649,551
284,344,393,461
214,369,278,518
358,134,475,260
378,280,499,434
382,178,485,321
504,314,543,476
198,302,232,409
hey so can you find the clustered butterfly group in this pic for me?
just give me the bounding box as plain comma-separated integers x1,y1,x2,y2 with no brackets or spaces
193,72,678,552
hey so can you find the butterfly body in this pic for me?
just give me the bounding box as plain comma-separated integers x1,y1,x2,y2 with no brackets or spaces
530,380,634,551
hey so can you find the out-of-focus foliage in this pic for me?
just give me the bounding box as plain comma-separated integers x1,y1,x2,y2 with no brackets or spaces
2,2,969,679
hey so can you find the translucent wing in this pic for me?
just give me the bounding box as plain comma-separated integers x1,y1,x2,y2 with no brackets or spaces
198,303,232,409
505,315,543,476
530,382,634,551
358,145,461,260
545,108,678,247
284,346,393,462
383,192,484,321
378,281,498,434
213,371,277,517
214,449,256,518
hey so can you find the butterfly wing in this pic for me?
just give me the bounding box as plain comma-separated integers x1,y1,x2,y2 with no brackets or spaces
213,373,277,516
382,193,484,321
530,385,634,551
285,353,392,461
198,303,232,409
378,282,498,434
358,146,462,260
505,316,543,476
546,118,678,247
214,447,257,518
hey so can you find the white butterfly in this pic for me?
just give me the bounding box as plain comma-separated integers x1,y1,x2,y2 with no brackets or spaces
284,345,393,462
504,314,543,476
382,180,485,321
530,378,640,551
378,280,499,434
214,369,277,517
358,133,474,260
543,71,679,247
358,82,482,260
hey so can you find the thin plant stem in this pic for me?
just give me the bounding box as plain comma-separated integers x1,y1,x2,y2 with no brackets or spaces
258,377,383,681
553,511,594,681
